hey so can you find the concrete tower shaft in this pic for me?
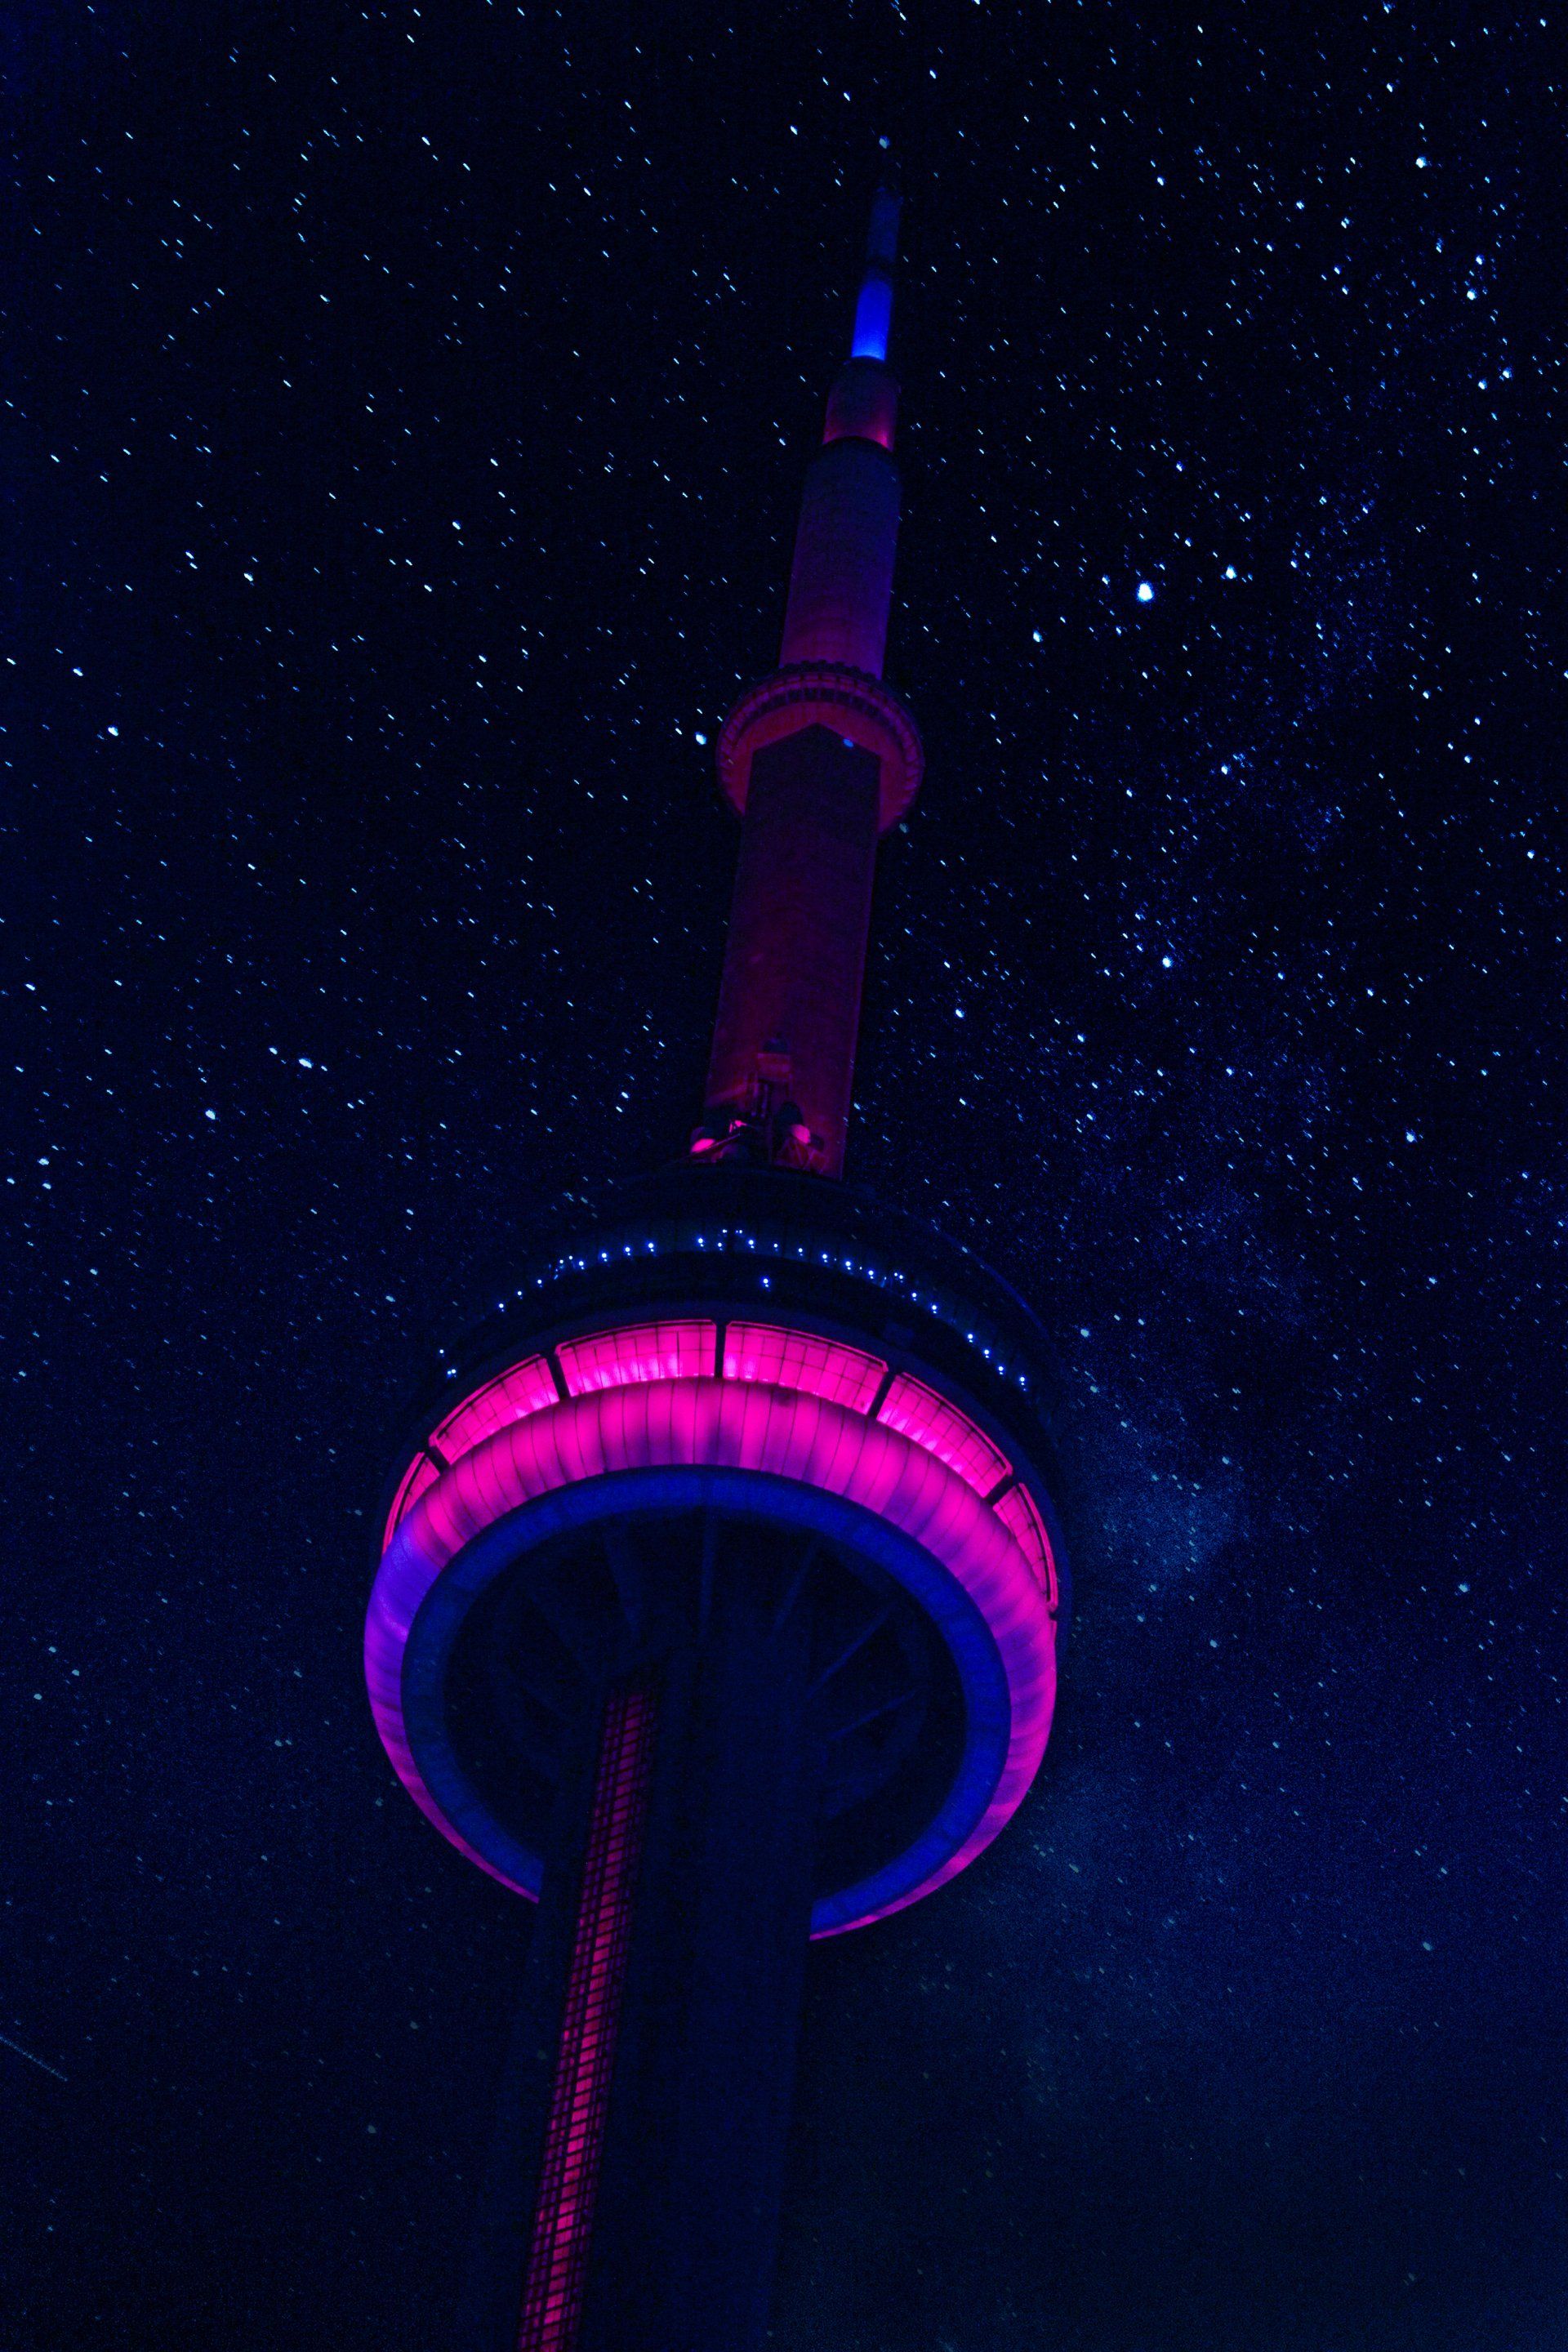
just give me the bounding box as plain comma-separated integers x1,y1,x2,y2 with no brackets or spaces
698,155,923,1179
777,375,900,674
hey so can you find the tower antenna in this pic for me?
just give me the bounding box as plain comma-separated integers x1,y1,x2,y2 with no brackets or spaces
849,142,901,362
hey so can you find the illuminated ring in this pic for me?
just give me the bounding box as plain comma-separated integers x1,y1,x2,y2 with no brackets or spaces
715,664,924,834
365,1379,1056,1936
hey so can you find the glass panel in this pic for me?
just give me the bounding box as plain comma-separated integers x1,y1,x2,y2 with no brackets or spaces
994,1482,1058,1605
723,1321,885,1413
556,1320,715,1396
430,1354,559,1460
878,1371,1010,1496
382,1450,439,1547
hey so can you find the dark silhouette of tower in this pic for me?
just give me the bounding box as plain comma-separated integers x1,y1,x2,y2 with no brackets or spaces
365,154,1067,2352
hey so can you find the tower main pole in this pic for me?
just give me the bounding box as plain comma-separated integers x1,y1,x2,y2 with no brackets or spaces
365,153,1066,2352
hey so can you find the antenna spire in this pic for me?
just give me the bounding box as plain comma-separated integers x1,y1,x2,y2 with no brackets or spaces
849,143,902,362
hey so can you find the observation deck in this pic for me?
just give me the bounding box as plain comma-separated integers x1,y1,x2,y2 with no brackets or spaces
366,1167,1067,1937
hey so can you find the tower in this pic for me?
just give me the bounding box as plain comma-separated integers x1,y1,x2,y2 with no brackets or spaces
365,154,1067,2352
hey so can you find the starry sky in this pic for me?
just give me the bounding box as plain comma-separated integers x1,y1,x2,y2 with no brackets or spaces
10,6,1567,2348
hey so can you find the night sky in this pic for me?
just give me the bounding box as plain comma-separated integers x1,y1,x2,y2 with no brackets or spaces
11,6,1568,2347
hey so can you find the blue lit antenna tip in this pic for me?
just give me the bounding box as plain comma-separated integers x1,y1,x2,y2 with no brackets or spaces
852,153,901,362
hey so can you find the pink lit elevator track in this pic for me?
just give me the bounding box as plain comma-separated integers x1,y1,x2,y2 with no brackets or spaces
515,1683,657,2351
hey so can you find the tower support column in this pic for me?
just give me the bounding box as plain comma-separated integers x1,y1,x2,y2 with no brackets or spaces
703,724,882,1175
457,1556,823,2352
580,1561,821,2352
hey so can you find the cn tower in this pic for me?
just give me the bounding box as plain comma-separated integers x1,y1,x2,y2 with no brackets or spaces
365,153,1067,2352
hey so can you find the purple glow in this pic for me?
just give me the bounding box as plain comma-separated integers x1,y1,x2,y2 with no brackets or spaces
994,1482,1058,1610
383,1450,440,1548
385,1318,1022,1546
432,1354,558,1463
722,1321,885,1412
557,1320,715,1396
877,1370,1011,1497
366,1368,1058,1929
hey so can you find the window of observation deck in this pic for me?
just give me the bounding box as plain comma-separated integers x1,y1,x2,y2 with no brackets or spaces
722,1322,886,1413
877,1371,1011,1497
556,1321,715,1396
